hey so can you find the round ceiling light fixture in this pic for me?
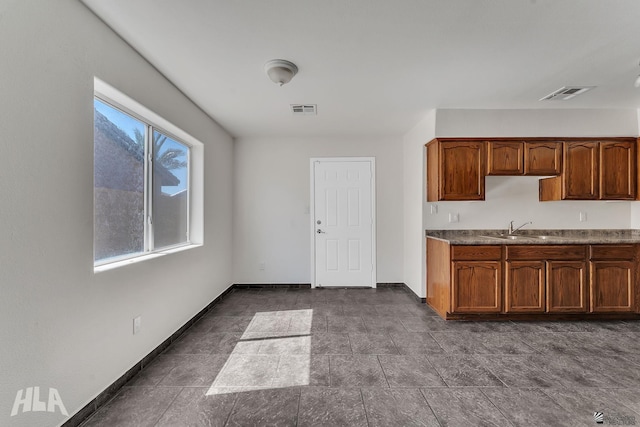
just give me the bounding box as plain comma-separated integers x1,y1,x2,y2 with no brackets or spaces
264,59,298,86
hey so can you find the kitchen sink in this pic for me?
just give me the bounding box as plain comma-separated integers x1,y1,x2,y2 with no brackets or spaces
479,234,559,241
479,234,533,240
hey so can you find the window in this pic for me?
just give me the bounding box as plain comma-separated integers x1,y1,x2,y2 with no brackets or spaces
93,79,201,270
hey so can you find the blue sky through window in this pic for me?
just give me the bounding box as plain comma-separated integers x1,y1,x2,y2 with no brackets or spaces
94,99,188,196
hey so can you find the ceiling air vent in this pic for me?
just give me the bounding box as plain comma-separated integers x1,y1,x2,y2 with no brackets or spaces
291,104,317,116
540,86,595,101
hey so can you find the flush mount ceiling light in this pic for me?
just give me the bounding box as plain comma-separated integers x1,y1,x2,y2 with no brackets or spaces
264,59,298,86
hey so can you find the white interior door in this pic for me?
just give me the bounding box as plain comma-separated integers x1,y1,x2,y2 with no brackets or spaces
311,158,375,287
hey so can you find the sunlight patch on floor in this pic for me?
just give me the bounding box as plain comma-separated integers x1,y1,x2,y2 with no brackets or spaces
206,309,313,395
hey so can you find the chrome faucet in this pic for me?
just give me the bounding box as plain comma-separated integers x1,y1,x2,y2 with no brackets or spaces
508,220,532,235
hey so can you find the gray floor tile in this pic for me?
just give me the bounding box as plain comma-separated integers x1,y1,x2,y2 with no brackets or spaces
421,387,512,427
273,355,330,387
398,316,449,332
389,332,445,354
342,304,379,316
349,333,399,354
205,316,254,333
573,354,640,387
362,316,409,333
245,311,292,333
298,387,368,427
428,354,504,387
212,354,280,387
127,354,182,386
327,316,367,333
475,355,555,387
329,355,388,387
158,354,229,386
87,288,640,427
155,387,237,427
226,387,300,427
310,333,352,354
542,388,640,427
378,355,446,387
306,304,344,317
361,388,440,427
482,387,578,427
529,355,619,388
288,310,327,333
258,335,311,354
82,386,180,427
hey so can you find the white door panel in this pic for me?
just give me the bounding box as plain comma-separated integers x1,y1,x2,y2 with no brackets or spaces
313,159,375,287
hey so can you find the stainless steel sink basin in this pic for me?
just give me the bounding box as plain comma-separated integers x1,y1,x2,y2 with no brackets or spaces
479,234,560,241
479,234,534,240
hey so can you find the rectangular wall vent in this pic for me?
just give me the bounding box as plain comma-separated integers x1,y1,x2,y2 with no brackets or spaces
291,104,317,115
540,86,595,101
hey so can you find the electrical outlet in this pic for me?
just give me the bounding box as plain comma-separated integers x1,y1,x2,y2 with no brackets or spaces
430,204,438,214
579,212,587,222
448,213,459,223
133,316,141,335
259,262,266,271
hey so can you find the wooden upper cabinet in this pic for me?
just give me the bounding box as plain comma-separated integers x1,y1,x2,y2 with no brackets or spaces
599,140,636,199
487,140,561,176
524,142,562,175
487,141,524,175
540,139,637,201
563,141,599,200
427,139,485,201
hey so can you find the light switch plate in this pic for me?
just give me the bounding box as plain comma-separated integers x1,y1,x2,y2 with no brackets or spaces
579,212,587,222
449,213,459,223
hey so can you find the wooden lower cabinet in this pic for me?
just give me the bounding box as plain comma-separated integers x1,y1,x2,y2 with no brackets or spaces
426,238,639,319
505,261,545,313
452,261,502,313
546,261,588,313
590,261,635,312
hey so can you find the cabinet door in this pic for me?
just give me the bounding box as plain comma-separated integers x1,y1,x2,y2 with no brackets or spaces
546,261,587,313
451,261,501,313
590,261,635,312
439,141,485,201
487,141,523,175
563,142,599,200
505,261,545,313
599,140,636,200
524,142,561,175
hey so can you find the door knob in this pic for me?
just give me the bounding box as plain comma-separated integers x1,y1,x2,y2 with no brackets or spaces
317,229,326,234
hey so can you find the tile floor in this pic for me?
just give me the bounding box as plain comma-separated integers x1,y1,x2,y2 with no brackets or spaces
81,287,640,427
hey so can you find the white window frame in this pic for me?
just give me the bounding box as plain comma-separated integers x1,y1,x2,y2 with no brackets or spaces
93,78,204,272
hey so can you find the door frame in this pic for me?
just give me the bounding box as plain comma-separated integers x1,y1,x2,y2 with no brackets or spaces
309,157,377,288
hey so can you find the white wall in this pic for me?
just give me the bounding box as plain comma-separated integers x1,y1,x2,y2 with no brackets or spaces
0,1,233,426
402,111,436,298
233,136,404,285
428,109,639,231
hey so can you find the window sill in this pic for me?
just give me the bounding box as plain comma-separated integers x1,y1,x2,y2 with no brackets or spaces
94,243,202,273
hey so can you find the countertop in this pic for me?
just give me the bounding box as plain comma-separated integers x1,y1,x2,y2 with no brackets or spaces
425,229,640,245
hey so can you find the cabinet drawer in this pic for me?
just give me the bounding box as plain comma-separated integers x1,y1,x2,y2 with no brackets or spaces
506,245,586,261
589,245,636,260
451,245,502,261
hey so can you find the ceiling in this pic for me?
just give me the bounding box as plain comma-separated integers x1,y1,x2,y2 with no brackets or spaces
81,0,640,138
